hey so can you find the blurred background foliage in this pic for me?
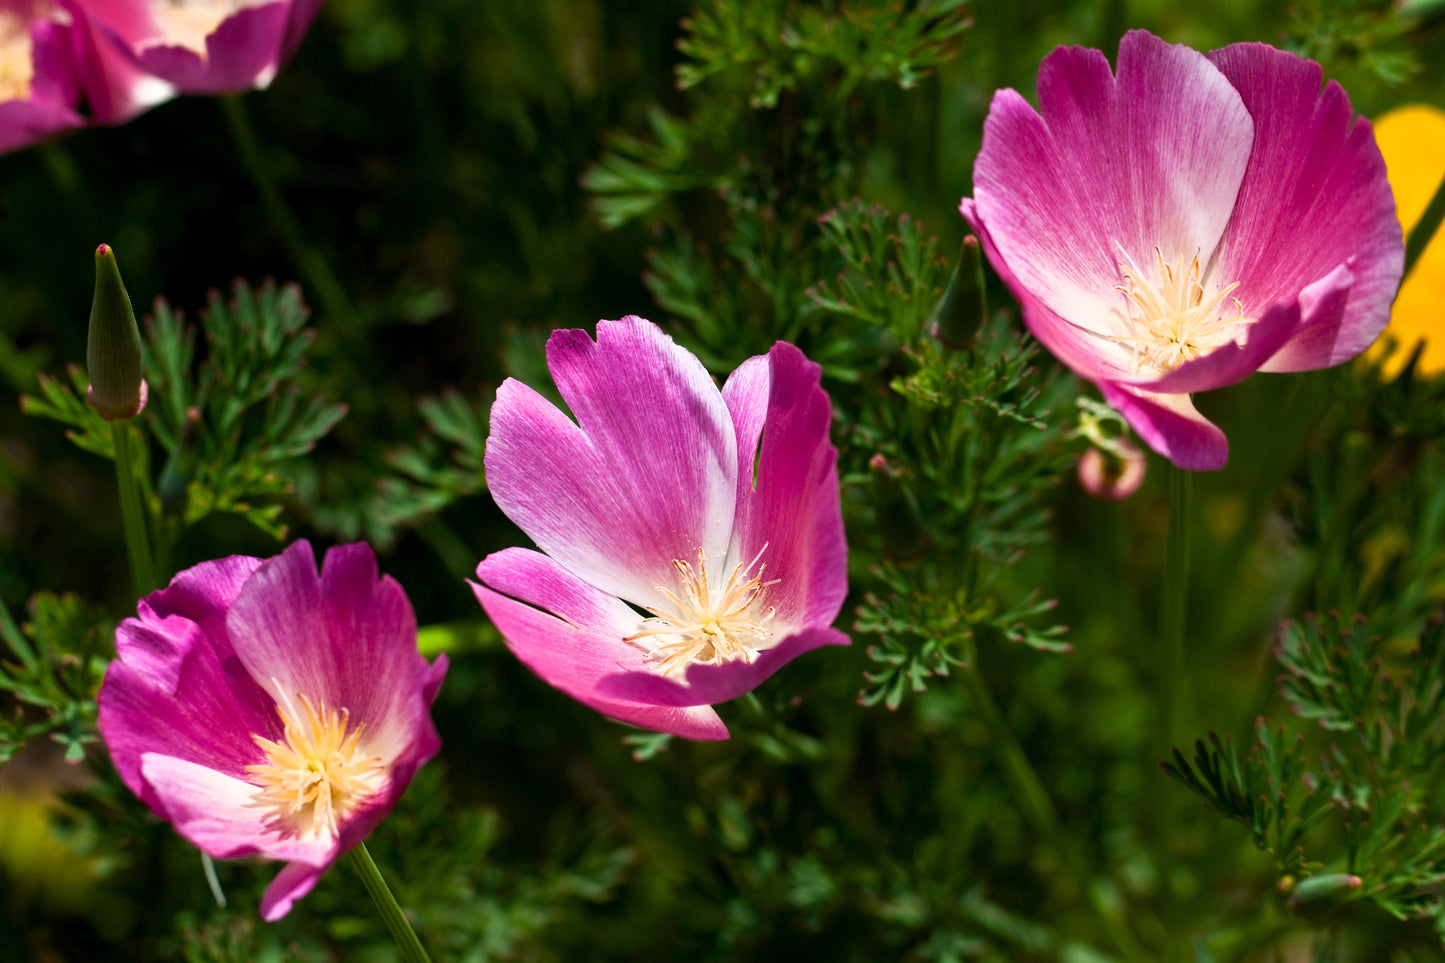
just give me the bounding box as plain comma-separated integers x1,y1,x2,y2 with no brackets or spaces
3,0,1445,960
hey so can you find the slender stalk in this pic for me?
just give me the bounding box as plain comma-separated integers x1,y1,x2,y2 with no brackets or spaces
111,421,157,598
347,842,432,963
1404,166,1445,282
220,95,361,333
1159,466,1193,753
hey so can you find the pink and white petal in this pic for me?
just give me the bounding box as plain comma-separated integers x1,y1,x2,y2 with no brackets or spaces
28,18,81,108
962,205,1138,381
100,616,278,808
1208,42,1403,370
472,548,730,740
596,625,850,709
970,31,1253,339
61,0,175,123
226,541,439,764
486,317,738,609
135,3,289,93
139,753,336,867
1099,381,1229,471
721,343,846,631
1117,292,1315,394
261,859,327,922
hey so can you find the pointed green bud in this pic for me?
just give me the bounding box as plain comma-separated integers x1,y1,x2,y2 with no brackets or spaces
929,235,987,350
869,455,931,560
86,243,147,420
1286,873,1362,919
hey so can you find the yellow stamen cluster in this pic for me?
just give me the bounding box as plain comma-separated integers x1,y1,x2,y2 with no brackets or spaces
626,549,778,679
1114,248,1254,373
0,12,35,102
246,694,385,840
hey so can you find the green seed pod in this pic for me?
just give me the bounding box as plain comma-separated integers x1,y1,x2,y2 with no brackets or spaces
86,243,147,420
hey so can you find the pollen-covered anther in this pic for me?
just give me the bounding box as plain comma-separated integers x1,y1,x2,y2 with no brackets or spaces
0,12,35,102
626,548,779,679
1114,248,1255,373
246,694,385,841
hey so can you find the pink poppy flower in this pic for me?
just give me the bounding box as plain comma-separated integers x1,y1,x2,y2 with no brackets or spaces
472,317,848,740
64,0,323,110
98,540,447,920
0,0,88,152
961,30,1404,470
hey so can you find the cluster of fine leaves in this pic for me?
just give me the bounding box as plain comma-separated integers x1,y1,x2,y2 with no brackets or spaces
807,200,1077,709
0,593,109,764
1166,612,1445,935
21,280,346,544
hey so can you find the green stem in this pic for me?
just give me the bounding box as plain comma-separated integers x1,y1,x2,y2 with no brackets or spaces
112,421,157,598
347,842,432,963
220,95,361,333
1160,466,1193,753
1404,166,1445,282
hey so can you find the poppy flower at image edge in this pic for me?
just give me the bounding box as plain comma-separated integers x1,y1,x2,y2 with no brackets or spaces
472,317,849,740
98,540,448,920
961,29,1404,470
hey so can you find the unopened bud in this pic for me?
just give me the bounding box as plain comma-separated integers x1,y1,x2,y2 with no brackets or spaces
930,235,987,349
869,455,930,560
1078,440,1147,500
86,244,147,420
1287,873,1362,919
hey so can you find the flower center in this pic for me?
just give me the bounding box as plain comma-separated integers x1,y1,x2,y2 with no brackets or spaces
0,12,35,102
147,0,261,53
1114,249,1255,374
245,694,385,841
625,548,778,679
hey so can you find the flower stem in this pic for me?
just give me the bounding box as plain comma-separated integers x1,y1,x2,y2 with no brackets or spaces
1404,165,1445,282
347,842,432,963
220,95,361,334
1159,465,1193,754
111,421,157,598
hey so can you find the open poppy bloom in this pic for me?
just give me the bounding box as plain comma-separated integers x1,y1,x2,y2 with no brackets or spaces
0,0,88,152
65,0,323,110
961,30,1404,469
472,316,848,740
98,540,447,920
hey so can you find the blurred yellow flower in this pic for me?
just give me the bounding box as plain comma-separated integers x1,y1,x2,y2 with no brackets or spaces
1368,104,1445,377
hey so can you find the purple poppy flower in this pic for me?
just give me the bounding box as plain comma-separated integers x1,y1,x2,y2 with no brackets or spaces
960,30,1404,470
64,0,323,108
471,317,848,740
0,0,89,153
98,540,447,920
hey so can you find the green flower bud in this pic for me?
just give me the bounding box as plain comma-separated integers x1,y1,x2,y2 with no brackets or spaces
1286,873,1362,919
86,243,147,420
930,235,987,350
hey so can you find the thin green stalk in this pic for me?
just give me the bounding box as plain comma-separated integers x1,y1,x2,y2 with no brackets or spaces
1160,466,1193,753
347,842,432,963
1404,167,1445,282
112,421,157,598
220,95,360,334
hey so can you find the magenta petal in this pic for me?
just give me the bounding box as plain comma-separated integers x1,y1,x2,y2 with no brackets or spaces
279,0,324,61
226,541,442,763
1099,382,1228,470
136,3,289,93
472,548,729,740
970,31,1253,343
139,754,335,867
1208,43,1403,371
485,317,738,608
596,625,849,708
722,342,846,630
261,860,326,922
